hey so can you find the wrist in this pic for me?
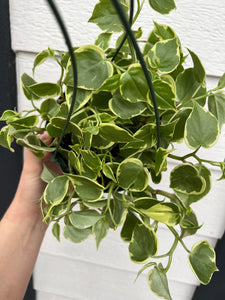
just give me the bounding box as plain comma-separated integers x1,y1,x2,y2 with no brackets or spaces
4,194,47,232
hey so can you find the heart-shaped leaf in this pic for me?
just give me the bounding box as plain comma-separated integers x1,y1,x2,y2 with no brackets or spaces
185,102,219,149
147,37,180,74
44,175,69,205
117,158,149,192
120,64,149,102
68,175,104,202
69,210,103,229
88,0,129,33
129,224,158,263
170,163,206,195
208,91,225,131
148,267,172,300
63,225,92,243
64,45,113,90
188,240,218,284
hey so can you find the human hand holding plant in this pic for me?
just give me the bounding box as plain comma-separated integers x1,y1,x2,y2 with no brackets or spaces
0,132,61,300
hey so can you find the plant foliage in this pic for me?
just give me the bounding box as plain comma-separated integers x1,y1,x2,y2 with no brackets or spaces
1,0,225,298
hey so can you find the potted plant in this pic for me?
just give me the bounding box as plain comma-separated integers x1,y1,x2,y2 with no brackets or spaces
1,0,225,298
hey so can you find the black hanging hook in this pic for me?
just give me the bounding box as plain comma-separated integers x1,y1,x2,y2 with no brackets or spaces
46,0,161,149
46,0,78,160
111,0,134,61
110,0,161,148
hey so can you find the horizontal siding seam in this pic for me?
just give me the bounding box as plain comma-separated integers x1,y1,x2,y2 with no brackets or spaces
37,249,198,286
35,289,78,300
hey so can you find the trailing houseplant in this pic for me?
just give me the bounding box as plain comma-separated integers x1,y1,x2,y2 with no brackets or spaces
1,0,225,298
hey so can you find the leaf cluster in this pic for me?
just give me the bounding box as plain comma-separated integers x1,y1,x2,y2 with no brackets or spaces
0,0,224,298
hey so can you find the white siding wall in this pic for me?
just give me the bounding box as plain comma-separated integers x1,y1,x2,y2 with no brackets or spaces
9,1,225,299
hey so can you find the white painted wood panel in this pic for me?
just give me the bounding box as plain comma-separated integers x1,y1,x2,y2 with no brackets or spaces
34,251,197,300
39,224,217,285
9,0,225,75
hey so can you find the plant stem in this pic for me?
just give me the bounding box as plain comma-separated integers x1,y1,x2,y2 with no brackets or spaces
179,87,220,108
103,182,116,223
155,189,178,202
168,226,190,253
31,99,41,113
168,147,200,162
132,0,145,24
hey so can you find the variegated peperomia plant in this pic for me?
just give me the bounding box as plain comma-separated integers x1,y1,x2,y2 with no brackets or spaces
0,0,225,298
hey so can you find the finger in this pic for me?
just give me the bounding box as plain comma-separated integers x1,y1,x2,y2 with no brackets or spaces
38,132,52,146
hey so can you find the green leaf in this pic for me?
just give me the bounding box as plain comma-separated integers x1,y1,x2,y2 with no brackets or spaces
188,240,218,284
176,68,204,105
93,219,109,249
135,262,157,283
217,72,225,89
175,164,211,207
8,115,39,128
188,49,206,84
64,45,113,90
147,268,172,300
88,0,129,33
208,91,225,130
170,108,192,142
41,163,58,183
184,102,219,149
21,73,41,100
117,158,149,192
33,48,55,74
65,86,92,112
95,32,112,50
155,147,173,176
148,0,176,14
99,123,135,143
50,117,82,138
68,175,104,202
27,82,61,98
122,123,157,150
44,176,69,205
129,224,158,263
147,38,180,74
152,22,176,41
16,137,55,153
69,210,103,229
148,79,176,110
63,225,92,243
111,192,127,226
40,99,60,119
180,211,201,238
170,163,206,195
83,199,107,209
46,123,62,138
120,64,149,102
0,110,18,121
52,222,60,242
137,200,180,226
121,211,139,242
98,74,121,92
109,90,146,119
81,150,101,172
92,134,114,149
91,91,111,110
0,126,14,152
103,163,117,182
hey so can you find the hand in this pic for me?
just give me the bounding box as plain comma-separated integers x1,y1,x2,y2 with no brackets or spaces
0,132,61,300
12,132,61,222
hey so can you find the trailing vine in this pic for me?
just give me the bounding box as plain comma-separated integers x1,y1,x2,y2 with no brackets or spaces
1,0,225,298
